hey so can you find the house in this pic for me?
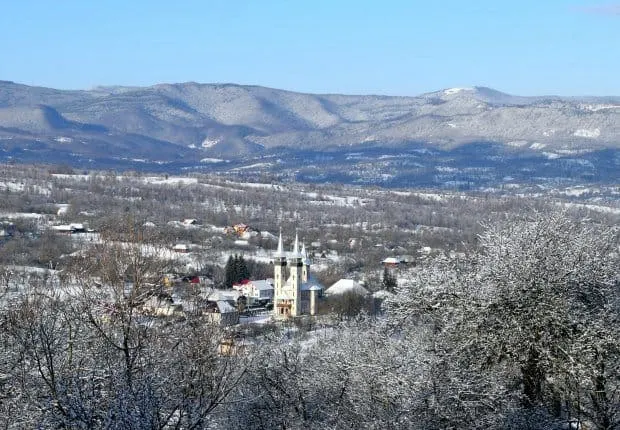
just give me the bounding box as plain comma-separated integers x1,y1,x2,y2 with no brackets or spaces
272,233,324,319
325,279,369,297
172,243,190,253
51,223,86,235
233,223,250,235
204,300,239,326
233,279,274,304
142,293,183,317
381,257,401,267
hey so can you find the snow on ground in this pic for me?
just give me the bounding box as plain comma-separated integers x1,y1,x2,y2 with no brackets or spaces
0,181,51,196
443,87,473,95
233,181,283,190
389,191,445,202
542,152,561,159
529,142,546,150
201,137,220,148
506,140,529,147
142,177,199,186
579,104,620,112
559,187,596,197
559,202,620,215
0,212,48,219
573,128,601,138
230,163,274,171
56,204,70,215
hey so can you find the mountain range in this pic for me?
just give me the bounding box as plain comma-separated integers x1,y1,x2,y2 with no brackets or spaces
0,80,618,189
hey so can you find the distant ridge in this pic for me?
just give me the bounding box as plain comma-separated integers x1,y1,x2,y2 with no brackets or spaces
0,80,618,165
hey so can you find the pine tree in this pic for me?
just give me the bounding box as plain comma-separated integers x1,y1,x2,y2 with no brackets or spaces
224,254,251,288
237,254,250,281
224,255,235,288
382,266,397,293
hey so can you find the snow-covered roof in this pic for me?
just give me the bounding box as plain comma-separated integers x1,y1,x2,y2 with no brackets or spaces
206,290,241,302
216,300,237,313
382,257,401,264
300,274,323,291
325,279,369,296
251,280,273,291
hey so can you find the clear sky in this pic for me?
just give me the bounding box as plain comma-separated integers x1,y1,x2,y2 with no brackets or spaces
0,0,618,96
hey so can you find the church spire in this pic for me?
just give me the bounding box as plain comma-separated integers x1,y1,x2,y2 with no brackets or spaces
290,230,302,259
301,242,311,265
293,232,299,254
274,228,285,258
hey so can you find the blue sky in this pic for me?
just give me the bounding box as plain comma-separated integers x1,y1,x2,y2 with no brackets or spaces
0,0,618,95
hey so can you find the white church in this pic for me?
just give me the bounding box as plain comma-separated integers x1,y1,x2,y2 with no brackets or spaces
273,232,323,318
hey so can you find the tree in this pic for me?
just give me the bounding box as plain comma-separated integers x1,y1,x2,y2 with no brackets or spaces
387,211,620,428
224,254,250,288
0,223,249,429
382,266,397,293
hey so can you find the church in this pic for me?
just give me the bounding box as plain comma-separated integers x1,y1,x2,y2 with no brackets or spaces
273,232,323,318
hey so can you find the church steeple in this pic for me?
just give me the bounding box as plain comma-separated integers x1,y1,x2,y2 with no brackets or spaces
291,231,301,258
301,241,311,283
273,228,287,317
275,228,285,258
288,230,303,316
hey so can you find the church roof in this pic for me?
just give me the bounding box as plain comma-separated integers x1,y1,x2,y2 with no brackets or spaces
325,279,369,296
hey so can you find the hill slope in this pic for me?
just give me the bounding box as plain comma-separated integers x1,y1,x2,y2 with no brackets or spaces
0,81,618,188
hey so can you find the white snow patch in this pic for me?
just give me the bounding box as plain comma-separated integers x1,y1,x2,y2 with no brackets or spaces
56,204,70,215
506,140,529,147
559,202,620,215
200,158,226,163
230,163,273,171
542,152,560,159
579,103,620,112
54,136,73,143
443,87,473,95
529,142,547,150
201,137,220,148
0,181,51,196
142,177,198,186
574,128,601,138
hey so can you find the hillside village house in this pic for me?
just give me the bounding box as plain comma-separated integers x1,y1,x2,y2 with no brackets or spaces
232,279,274,304
204,300,239,326
381,257,401,267
51,223,87,235
272,233,323,319
172,243,190,253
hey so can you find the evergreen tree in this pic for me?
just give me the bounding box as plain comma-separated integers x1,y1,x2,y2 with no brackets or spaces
224,255,235,288
382,266,397,293
236,254,250,281
224,254,251,288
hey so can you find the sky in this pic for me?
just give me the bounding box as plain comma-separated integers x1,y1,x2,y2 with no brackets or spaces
0,0,618,96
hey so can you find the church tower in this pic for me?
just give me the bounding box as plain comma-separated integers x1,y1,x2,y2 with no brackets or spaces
273,230,287,316
301,242,311,283
288,233,303,316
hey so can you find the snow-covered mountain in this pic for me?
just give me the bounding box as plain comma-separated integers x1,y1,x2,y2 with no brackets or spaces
0,80,618,170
